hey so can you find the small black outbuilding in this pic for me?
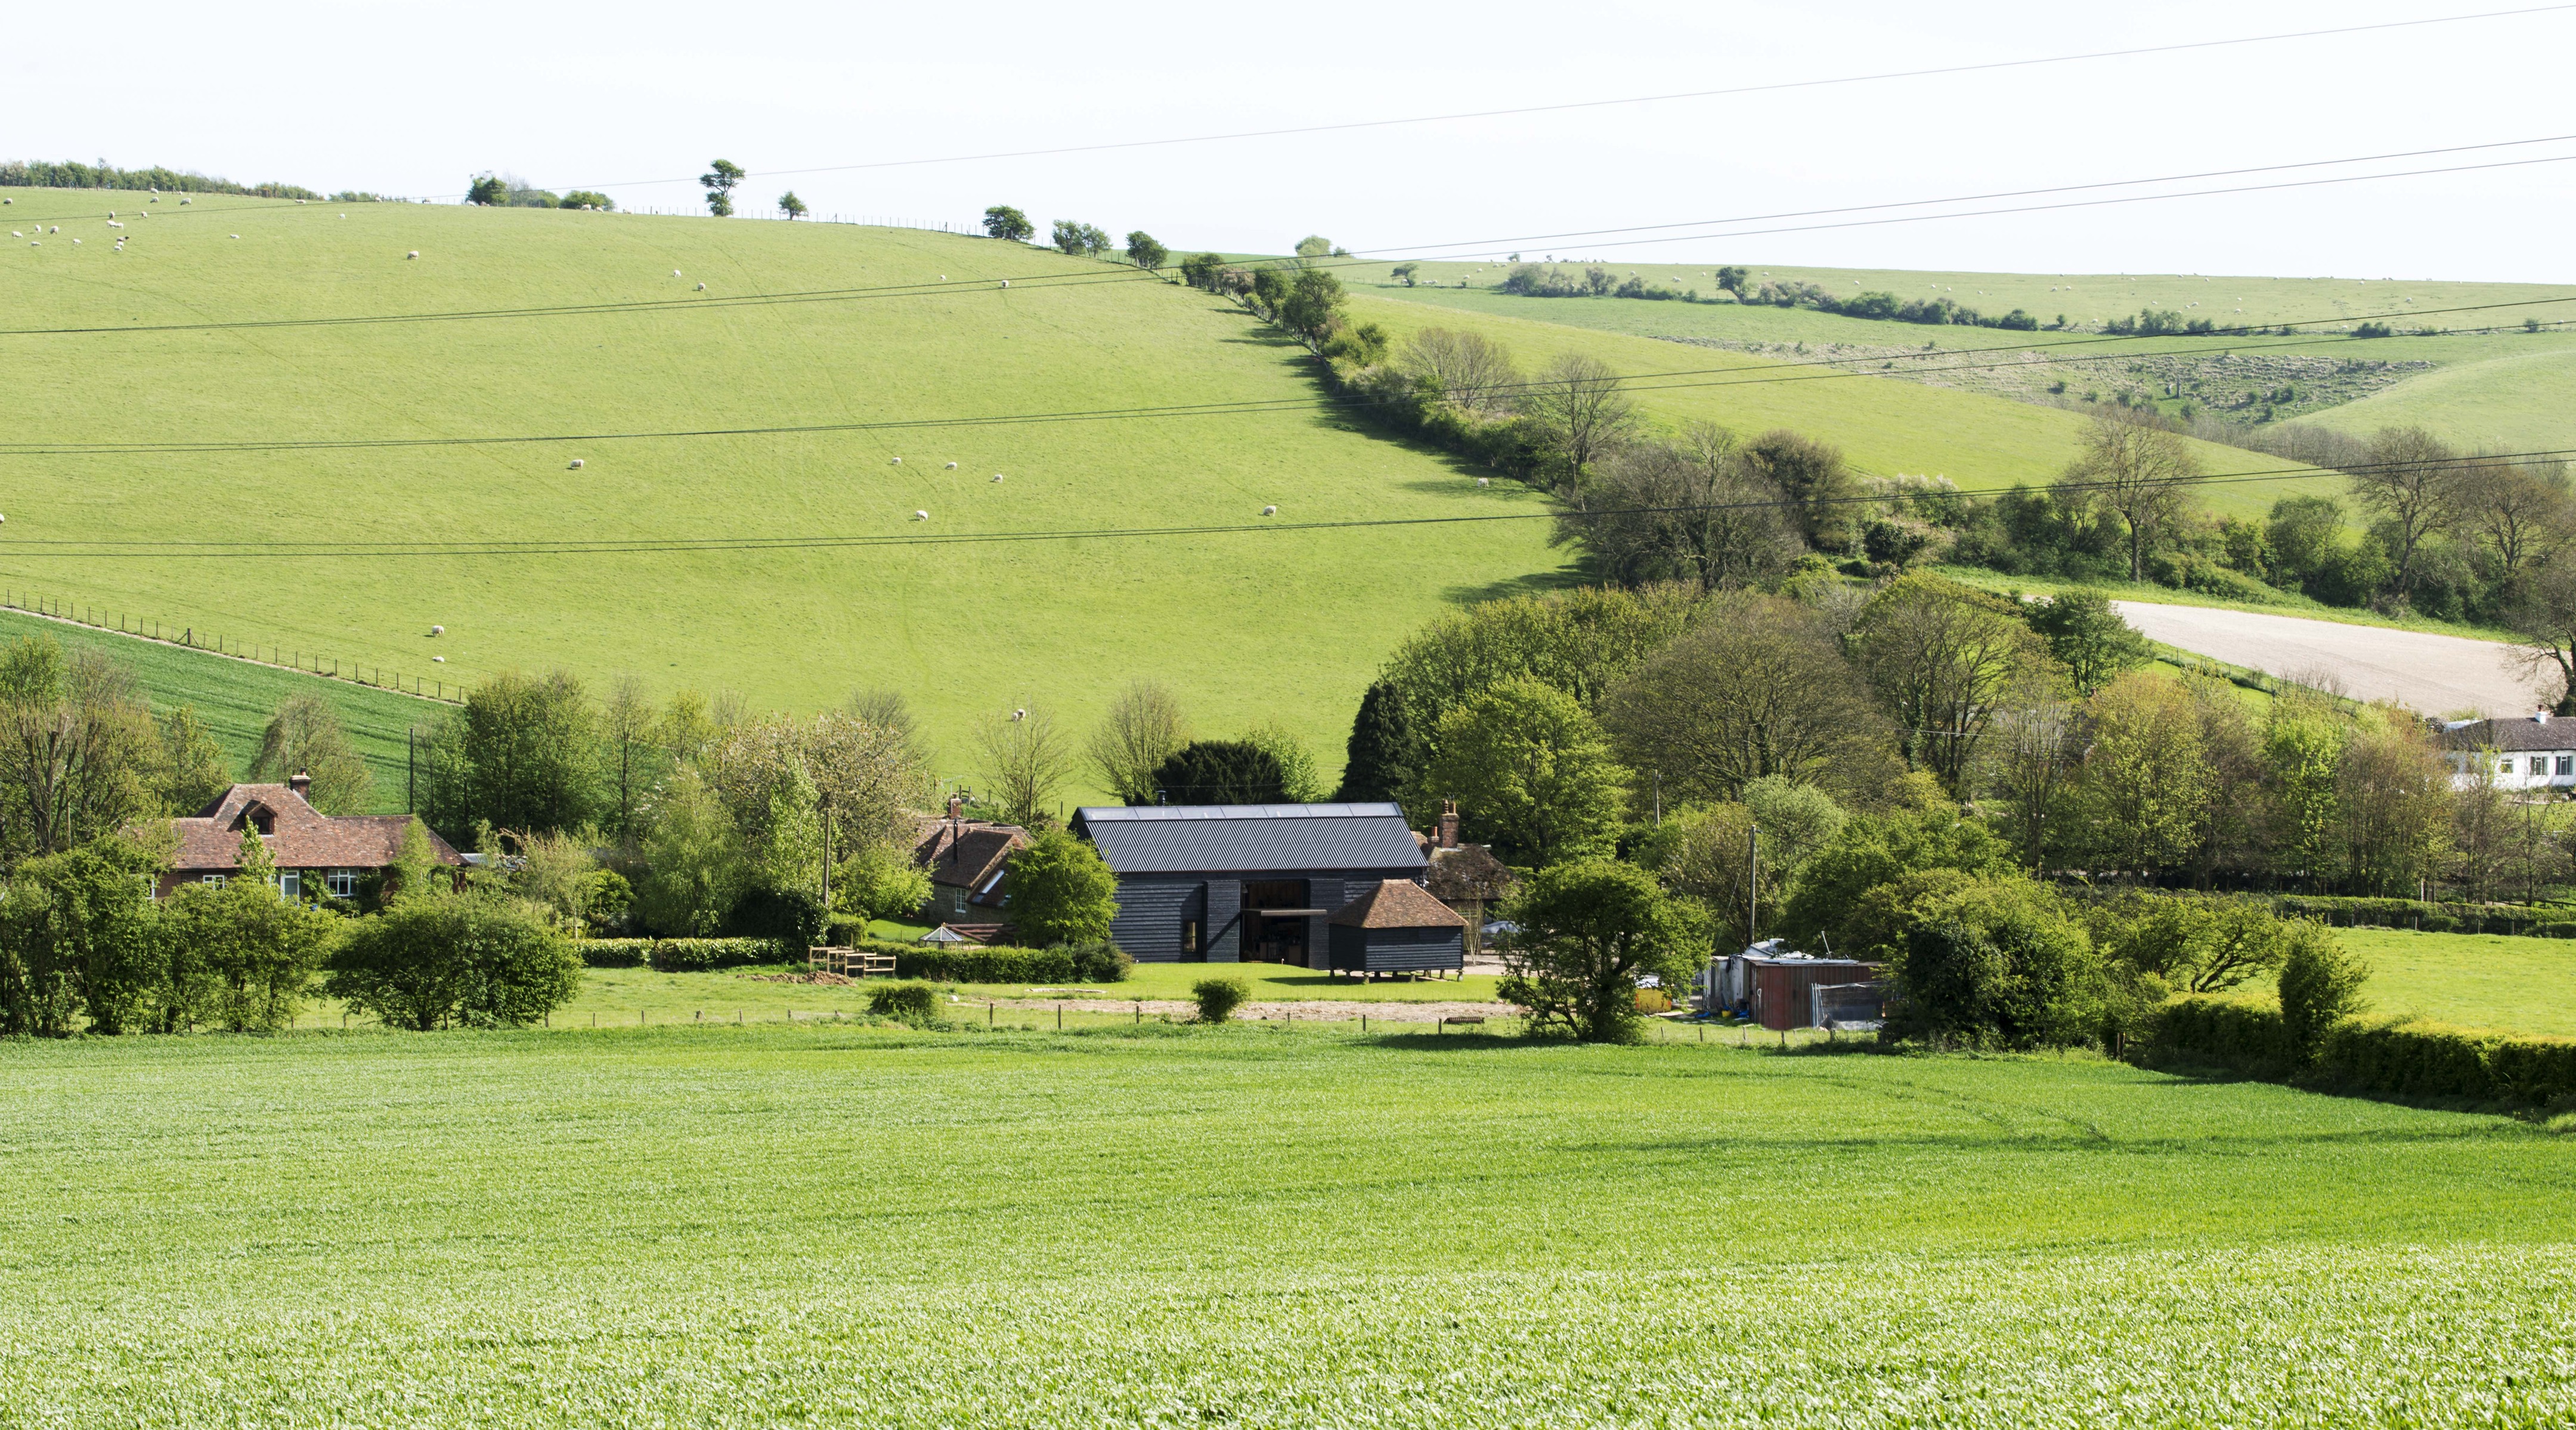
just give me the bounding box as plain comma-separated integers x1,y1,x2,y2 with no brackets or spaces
1327,878,1467,979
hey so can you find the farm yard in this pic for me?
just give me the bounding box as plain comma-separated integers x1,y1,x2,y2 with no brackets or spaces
5,1024,2574,1428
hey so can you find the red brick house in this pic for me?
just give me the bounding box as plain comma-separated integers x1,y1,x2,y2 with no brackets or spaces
910,798,1030,923
159,774,465,900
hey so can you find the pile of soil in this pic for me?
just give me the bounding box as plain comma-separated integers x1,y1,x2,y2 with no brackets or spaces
738,970,854,986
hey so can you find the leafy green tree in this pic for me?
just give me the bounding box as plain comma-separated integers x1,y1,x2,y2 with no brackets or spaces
250,694,373,813
699,159,745,217
1651,802,1769,952
1883,877,2104,1049
1741,776,1848,877
1850,573,2051,784
1007,831,1118,946
1778,806,2017,958
2277,920,2368,1064
158,705,233,813
465,173,508,206
1497,858,1690,1042
0,836,163,1035
2092,892,2291,996
1293,234,1333,259
1335,680,1421,803
1714,265,1751,298
1242,722,1326,803
1051,218,1088,255
2076,671,2212,875
1123,231,1168,270
1390,262,1420,287
635,767,742,936
2333,716,2452,896
326,894,582,1030
1738,429,1856,551
1151,739,1287,805
2060,412,2200,581
1520,352,1636,494
1380,583,1705,748
559,190,614,210
0,637,166,860
982,205,1034,242
156,835,338,1033
2024,589,2149,696
2265,496,2346,591
1179,252,1227,290
833,839,933,927
420,670,599,840
1086,681,1190,807
1424,678,1628,866
776,190,807,219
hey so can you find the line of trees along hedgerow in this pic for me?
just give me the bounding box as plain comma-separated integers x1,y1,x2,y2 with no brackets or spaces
0,157,385,203
0,632,1147,1036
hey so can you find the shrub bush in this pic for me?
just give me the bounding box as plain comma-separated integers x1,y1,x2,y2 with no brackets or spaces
893,942,1134,984
867,982,942,1027
640,937,788,971
325,896,583,1030
2277,923,2370,1065
2270,895,2576,939
1192,976,1250,1024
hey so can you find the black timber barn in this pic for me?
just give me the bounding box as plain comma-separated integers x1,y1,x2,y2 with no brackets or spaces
1071,803,1429,964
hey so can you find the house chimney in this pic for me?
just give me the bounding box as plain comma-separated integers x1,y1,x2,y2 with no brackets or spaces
1439,800,1460,850
289,770,313,800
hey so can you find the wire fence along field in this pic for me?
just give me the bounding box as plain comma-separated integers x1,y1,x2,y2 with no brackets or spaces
0,586,468,702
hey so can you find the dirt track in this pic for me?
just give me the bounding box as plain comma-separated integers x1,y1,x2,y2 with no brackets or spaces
2113,601,2547,716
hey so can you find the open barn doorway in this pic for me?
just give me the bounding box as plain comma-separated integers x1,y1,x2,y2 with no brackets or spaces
1241,880,1321,964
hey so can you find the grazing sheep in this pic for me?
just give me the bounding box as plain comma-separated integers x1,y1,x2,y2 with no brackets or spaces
914,510,929,521
432,655,445,663
1012,709,1026,722
999,280,1009,289
406,250,418,259
179,197,191,205
937,275,946,281
107,211,115,219
944,462,958,470
891,456,902,465
991,473,1004,483
1261,505,1277,516
231,234,240,239
695,282,705,291
430,625,445,636
47,227,57,234
568,459,584,470
1476,477,1490,488
673,270,682,277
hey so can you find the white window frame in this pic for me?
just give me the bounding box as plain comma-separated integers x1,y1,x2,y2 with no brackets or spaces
326,869,358,899
277,869,301,900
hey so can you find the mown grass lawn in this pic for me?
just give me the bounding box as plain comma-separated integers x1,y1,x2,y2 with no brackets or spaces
2,1026,2571,1426
2265,926,2576,1041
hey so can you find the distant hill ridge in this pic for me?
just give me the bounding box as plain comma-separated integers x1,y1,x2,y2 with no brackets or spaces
0,157,358,202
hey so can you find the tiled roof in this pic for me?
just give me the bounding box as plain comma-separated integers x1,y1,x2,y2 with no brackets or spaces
1072,803,1427,875
168,784,465,872
1423,844,1516,902
1331,879,1467,930
911,818,1030,891
2439,717,2576,753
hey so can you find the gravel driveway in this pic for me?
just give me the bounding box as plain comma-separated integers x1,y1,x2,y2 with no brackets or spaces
2113,601,2549,716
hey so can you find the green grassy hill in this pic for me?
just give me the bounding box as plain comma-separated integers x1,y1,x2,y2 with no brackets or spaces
0,609,436,812
0,192,1566,800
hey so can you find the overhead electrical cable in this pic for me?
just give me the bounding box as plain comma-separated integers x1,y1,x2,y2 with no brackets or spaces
5,292,2571,459
9,134,2576,338
6,448,2569,559
538,5,2576,190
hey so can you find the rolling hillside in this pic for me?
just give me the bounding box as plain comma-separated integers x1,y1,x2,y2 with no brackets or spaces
0,192,1567,801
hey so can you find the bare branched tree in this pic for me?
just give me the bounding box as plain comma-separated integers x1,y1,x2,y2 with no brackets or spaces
2347,425,2469,598
1557,432,1801,591
1085,681,1189,806
249,694,373,814
1976,677,2080,872
1398,328,1521,418
600,673,661,842
975,705,1075,828
2058,411,2200,581
1519,352,1636,499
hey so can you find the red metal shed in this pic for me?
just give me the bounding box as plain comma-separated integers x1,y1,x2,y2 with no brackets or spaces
1749,957,1881,1030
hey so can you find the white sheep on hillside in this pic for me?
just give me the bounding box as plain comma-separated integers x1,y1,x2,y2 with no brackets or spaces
695,283,705,291
891,456,902,465
991,473,1004,483
430,625,445,636
673,270,682,278
1477,478,1490,488
914,510,930,521
568,459,584,469
407,250,418,259
945,462,958,470
180,197,191,205
1261,505,1278,516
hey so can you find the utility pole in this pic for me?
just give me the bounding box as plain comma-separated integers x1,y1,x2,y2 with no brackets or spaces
1747,825,1761,953
406,726,417,814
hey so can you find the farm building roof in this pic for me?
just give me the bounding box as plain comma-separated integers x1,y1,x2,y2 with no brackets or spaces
1423,844,1515,902
2438,716,2576,753
1072,803,1428,875
911,817,1028,894
168,784,464,872
1330,879,1466,930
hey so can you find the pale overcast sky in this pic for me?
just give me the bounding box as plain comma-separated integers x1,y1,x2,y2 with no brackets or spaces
9,1,2572,280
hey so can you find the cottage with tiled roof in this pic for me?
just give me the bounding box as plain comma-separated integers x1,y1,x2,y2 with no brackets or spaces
911,798,1031,922
160,774,465,900
2435,713,2576,792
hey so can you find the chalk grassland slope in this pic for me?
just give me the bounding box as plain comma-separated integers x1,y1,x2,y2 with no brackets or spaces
1340,292,2326,524
0,608,435,812
0,194,1561,798
4,1030,2572,1425
1354,260,2576,475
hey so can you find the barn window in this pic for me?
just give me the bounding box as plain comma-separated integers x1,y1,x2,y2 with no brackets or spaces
1184,920,1200,954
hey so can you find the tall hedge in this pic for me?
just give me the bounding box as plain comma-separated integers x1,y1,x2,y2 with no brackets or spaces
2142,999,2576,1107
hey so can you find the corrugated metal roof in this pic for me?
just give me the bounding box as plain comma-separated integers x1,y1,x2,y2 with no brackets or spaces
1073,803,1428,875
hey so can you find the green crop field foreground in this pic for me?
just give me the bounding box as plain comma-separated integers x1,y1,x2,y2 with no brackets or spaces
5,1027,2575,1426
0,192,1563,799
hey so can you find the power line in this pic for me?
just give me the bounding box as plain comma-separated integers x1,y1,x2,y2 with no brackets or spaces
1358,132,2576,256
5,448,2568,560
11,135,2576,337
5,292,2570,458
538,5,2576,191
